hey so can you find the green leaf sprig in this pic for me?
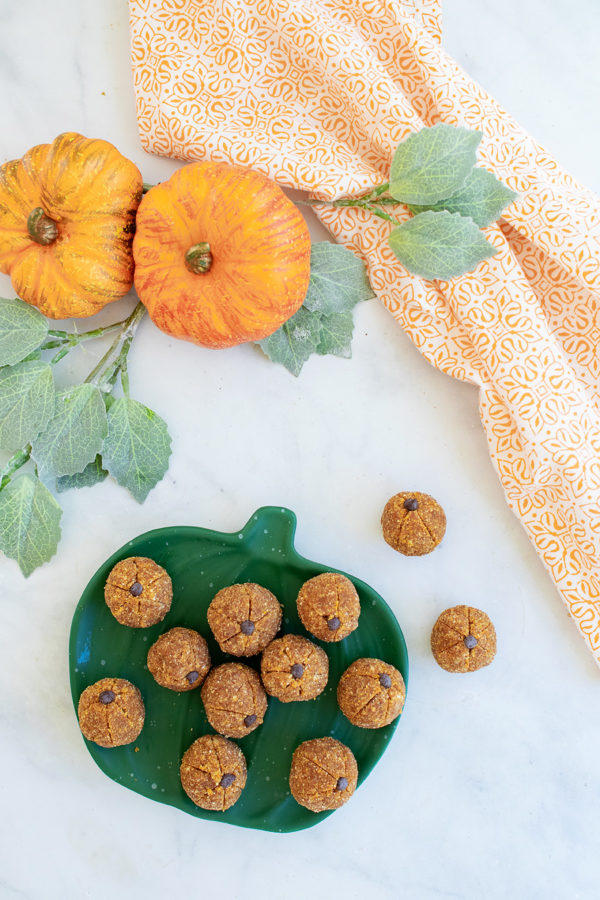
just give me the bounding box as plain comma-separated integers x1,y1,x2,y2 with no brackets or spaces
308,123,518,281
0,299,171,576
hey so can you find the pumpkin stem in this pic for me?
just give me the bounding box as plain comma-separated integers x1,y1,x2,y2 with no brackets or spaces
185,242,213,274
27,207,59,246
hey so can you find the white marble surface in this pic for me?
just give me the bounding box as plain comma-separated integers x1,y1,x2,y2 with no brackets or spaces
1,2,599,898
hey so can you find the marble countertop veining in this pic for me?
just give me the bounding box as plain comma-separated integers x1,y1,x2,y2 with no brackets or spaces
1,2,599,898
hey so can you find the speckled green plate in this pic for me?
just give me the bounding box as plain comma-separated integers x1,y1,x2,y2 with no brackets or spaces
69,506,408,833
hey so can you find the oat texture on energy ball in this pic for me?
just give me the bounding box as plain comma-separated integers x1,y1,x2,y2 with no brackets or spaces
431,605,497,673
201,663,267,738
289,737,358,812
381,491,446,556
180,734,247,811
337,657,405,728
147,627,211,691
297,572,360,642
261,634,329,702
207,582,282,656
77,677,145,748
104,557,172,627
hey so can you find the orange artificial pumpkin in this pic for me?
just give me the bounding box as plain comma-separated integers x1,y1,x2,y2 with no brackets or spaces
132,162,311,348
0,132,143,318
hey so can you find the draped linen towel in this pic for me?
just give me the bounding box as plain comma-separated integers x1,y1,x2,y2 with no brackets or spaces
129,0,600,664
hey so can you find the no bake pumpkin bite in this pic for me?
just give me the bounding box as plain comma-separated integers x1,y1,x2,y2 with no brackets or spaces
297,572,360,642
77,677,145,748
180,734,247,811
104,556,172,627
337,658,405,728
201,663,267,738
261,634,329,702
381,491,446,556
431,605,496,673
207,582,282,656
289,737,358,813
147,627,211,691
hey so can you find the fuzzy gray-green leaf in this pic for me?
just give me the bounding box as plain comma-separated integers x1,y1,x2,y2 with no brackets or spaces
389,124,481,205
102,398,171,503
32,383,108,477
0,297,49,366
408,167,518,227
258,306,322,376
316,311,355,358
0,360,55,450
56,455,108,492
388,210,497,281
0,474,62,576
303,243,374,315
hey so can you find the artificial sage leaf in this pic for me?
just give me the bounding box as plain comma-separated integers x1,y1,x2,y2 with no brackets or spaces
56,455,108,492
32,383,108,477
0,360,55,450
257,306,322,376
0,473,62,576
388,210,497,281
0,297,48,366
303,243,375,315
316,311,355,358
389,124,481,205
408,167,518,227
102,398,171,503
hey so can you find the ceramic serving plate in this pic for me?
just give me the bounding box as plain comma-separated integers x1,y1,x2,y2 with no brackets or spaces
69,506,409,833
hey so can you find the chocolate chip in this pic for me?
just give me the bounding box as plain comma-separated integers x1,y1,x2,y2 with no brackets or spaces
403,497,419,511
379,673,392,688
244,714,257,727
327,616,341,631
129,581,143,597
464,634,478,650
240,619,255,636
291,663,304,679
336,777,349,792
186,670,200,684
220,773,236,788
99,690,115,704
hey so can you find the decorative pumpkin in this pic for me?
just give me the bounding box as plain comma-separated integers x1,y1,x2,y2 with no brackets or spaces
132,162,311,348
0,132,143,318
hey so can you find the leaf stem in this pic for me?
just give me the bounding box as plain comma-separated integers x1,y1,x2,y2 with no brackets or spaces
40,317,132,358
84,301,146,393
303,194,403,226
0,445,31,490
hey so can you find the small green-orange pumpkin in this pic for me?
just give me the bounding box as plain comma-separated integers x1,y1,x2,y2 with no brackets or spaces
132,162,311,348
0,132,143,318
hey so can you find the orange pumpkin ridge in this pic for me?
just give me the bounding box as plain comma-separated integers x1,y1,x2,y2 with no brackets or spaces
0,132,143,318
133,161,311,349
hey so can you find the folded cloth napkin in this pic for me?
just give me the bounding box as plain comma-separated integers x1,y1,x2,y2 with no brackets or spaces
129,0,600,664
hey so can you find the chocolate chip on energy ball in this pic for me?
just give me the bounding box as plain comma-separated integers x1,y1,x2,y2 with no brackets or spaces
291,663,304,679
336,777,349,792
186,670,200,685
244,714,257,727
129,581,143,597
240,619,255,636
464,634,478,650
99,689,115,704
379,673,392,688
220,773,236,788
327,616,341,631
403,497,419,511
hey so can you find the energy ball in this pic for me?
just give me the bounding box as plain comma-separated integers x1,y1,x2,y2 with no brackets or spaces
297,572,360,642
77,677,145,748
337,658,406,728
147,627,211,691
207,582,282,656
201,663,268,738
381,491,446,556
261,634,328,702
289,737,358,813
431,605,497,673
104,557,172,628
180,734,247,811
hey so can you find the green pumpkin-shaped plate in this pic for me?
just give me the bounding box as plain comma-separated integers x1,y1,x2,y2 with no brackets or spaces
69,506,408,833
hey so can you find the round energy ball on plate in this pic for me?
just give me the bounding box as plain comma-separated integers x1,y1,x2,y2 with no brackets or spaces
289,737,358,812
77,677,145,748
296,572,360,642
201,663,267,738
104,556,172,627
180,734,247,811
207,582,282,656
261,634,328,702
147,627,211,691
337,658,405,728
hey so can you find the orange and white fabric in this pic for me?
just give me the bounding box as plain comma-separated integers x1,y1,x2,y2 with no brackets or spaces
129,0,600,664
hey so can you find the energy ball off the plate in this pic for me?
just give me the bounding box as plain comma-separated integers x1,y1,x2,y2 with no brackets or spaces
180,734,247,812
289,737,358,813
104,557,172,627
431,605,497,673
201,663,268,738
147,627,211,691
381,491,446,556
77,678,145,748
337,658,406,728
296,572,361,642
207,582,282,656
261,634,328,701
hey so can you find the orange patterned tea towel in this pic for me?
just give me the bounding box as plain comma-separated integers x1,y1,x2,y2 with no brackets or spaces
129,0,600,664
